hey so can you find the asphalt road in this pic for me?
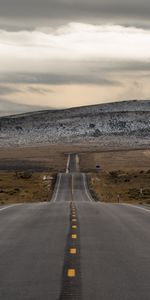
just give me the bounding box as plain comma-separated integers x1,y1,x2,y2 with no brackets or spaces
0,155,150,300
66,153,80,173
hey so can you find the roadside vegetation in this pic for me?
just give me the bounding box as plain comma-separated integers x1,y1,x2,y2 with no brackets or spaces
0,171,56,205
88,170,150,204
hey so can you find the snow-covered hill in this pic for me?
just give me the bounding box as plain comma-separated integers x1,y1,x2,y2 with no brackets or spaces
0,100,150,147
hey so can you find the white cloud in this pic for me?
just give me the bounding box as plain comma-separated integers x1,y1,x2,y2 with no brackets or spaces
0,23,150,73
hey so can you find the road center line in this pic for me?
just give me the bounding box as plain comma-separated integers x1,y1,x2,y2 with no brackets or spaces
59,202,81,299
71,173,74,197
67,269,76,277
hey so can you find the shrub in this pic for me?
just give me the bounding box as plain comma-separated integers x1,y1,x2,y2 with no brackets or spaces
109,171,119,179
89,123,95,128
15,171,32,179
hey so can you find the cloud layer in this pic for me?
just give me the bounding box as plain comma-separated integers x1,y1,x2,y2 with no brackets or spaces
1,24,150,79
1,24,150,69
0,0,150,29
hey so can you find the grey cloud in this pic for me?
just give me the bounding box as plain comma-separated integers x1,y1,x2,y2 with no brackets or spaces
0,72,120,86
0,85,21,95
27,86,55,94
0,98,51,116
1,60,150,89
110,61,150,73
0,0,150,30
0,85,54,97
89,60,150,74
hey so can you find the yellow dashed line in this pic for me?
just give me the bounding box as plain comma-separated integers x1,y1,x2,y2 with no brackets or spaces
71,234,77,239
67,269,76,277
69,248,77,254
72,219,77,222
72,225,77,229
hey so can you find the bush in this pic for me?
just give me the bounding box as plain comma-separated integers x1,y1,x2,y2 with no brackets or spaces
128,188,139,199
89,123,95,128
93,129,101,137
109,171,119,179
15,171,32,179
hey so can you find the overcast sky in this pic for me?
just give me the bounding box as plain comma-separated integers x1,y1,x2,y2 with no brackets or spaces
0,0,150,115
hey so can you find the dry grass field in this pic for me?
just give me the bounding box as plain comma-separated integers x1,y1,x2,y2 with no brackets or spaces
88,170,150,204
0,145,68,172
0,171,56,205
82,149,150,204
79,149,150,172
0,144,150,204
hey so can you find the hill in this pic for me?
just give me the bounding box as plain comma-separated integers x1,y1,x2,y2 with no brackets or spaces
0,100,150,148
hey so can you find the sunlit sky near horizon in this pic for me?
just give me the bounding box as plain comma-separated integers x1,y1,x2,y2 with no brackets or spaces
0,0,150,115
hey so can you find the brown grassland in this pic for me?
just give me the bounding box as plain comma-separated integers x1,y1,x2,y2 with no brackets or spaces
0,172,56,205
80,149,150,204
